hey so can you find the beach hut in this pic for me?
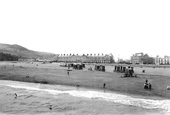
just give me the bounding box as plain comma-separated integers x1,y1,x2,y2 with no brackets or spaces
120,66,123,72
114,66,117,72
123,67,126,73
102,65,105,72
82,63,85,68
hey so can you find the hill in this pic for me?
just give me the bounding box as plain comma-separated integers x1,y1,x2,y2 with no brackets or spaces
0,43,57,60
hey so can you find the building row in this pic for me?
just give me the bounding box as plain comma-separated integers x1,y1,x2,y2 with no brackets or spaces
55,54,114,63
17,52,170,65
131,53,155,64
131,53,170,65
155,56,170,65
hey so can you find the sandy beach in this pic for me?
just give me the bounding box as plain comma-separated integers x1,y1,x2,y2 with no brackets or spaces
0,80,168,115
0,61,170,99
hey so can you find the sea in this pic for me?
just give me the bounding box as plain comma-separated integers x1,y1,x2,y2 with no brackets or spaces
0,80,170,115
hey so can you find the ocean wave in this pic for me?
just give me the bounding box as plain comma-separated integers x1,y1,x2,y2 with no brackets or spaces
1,82,170,112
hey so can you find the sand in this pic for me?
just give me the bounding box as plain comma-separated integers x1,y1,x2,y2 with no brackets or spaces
0,61,170,99
0,80,166,115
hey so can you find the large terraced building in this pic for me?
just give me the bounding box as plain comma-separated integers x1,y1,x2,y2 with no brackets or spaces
56,54,114,63
155,55,170,65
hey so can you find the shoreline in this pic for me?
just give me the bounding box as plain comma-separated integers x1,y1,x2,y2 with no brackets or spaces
0,80,165,115
0,74,168,100
0,62,170,99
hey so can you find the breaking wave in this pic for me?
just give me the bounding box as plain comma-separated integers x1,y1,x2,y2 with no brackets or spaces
1,81,170,113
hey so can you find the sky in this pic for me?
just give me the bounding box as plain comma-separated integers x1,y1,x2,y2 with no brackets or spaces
0,0,170,60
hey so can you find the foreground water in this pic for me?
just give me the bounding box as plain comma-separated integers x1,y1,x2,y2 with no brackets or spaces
0,80,170,115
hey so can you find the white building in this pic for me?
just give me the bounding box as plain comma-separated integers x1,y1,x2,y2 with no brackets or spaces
155,55,170,65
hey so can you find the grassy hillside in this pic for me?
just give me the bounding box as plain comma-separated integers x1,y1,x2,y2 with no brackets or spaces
0,43,56,60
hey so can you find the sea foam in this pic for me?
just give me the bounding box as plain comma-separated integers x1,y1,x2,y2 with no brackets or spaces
1,82,170,112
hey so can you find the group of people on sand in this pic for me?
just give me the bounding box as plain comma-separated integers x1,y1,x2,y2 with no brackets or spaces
144,79,152,90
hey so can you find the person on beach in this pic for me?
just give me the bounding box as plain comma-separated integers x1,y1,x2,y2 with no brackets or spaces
144,79,148,89
144,79,152,90
14,93,17,99
77,82,80,87
145,79,148,84
67,71,69,75
103,83,106,88
144,83,148,89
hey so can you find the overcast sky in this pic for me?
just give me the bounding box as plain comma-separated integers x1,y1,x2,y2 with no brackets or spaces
0,0,170,60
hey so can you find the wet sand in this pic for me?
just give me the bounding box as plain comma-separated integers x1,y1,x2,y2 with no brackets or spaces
0,80,168,115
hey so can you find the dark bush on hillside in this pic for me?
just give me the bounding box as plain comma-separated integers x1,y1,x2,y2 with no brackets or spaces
0,52,19,61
